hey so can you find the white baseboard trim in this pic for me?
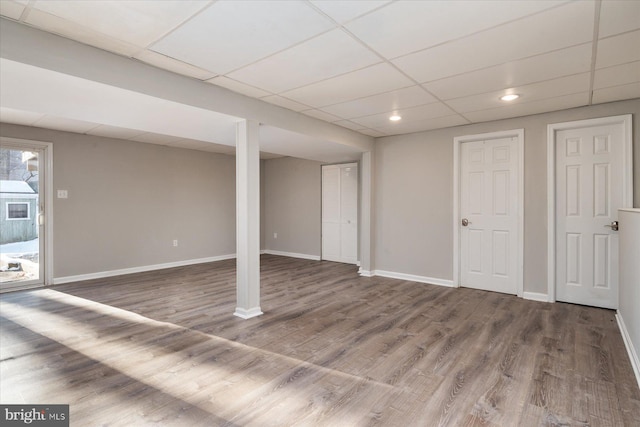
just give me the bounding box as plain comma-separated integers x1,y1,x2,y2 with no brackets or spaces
358,268,374,277
373,270,455,287
263,250,321,261
522,292,550,302
234,307,263,319
616,311,640,389
52,254,237,285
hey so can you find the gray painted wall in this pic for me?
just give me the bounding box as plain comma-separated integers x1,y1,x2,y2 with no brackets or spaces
374,99,640,294
263,157,322,257
1,124,237,279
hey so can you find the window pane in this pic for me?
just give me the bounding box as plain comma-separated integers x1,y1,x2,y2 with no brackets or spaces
8,203,29,219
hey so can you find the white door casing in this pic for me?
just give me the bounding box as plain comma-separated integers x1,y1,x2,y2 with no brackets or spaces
548,115,633,309
454,130,524,296
322,163,358,264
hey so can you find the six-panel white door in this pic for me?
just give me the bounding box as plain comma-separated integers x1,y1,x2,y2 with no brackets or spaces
460,137,519,294
322,163,358,264
555,123,623,309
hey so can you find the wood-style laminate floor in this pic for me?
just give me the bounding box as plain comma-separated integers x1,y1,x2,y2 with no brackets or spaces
1,255,638,426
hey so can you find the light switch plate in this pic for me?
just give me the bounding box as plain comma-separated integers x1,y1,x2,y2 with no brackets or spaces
57,190,68,199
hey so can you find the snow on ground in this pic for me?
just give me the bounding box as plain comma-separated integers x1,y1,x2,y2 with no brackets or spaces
0,238,39,255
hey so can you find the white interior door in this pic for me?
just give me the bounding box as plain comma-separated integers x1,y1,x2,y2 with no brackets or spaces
555,123,625,309
322,163,358,264
460,136,520,294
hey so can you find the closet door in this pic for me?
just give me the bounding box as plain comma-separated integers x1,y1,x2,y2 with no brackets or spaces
322,163,358,264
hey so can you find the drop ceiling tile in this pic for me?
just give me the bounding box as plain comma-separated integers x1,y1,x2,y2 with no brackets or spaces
227,29,381,93
0,1,26,20
321,85,437,119
150,0,334,75
134,50,216,80
32,115,100,134
592,82,640,104
130,132,184,145
594,61,640,89
309,0,391,24
206,76,272,98
392,0,594,83
358,128,387,138
595,30,640,69
373,114,468,135
351,102,457,128
302,109,341,122
334,120,367,131
463,92,589,123
261,95,310,112
346,0,566,59
24,9,141,57
0,107,45,126
599,0,640,38
86,125,146,140
423,43,593,100
30,0,210,47
446,73,590,113
282,63,413,108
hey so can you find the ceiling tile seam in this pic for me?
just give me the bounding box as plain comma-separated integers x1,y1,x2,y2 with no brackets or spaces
303,0,393,27
17,1,31,22
258,94,314,111
141,0,216,52
597,27,640,41
132,52,218,82
376,0,576,63
331,99,461,122
437,70,593,103
588,0,603,105
417,40,594,86
457,90,591,116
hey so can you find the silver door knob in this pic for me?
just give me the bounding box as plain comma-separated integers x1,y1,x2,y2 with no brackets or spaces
604,220,619,231
461,218,470,227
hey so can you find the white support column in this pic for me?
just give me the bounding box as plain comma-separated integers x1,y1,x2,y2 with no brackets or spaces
359,151,375,276
235,119,263,319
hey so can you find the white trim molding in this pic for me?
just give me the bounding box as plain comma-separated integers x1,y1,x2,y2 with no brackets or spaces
373,270,455,287
234,306,264,319
358,268,374,277
53,254,236,285
547,115,633,303
616,312,640,389
453,129,525,297
522,292,550,303
263,250,321,261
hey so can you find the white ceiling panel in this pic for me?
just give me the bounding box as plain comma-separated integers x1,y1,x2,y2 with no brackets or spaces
227,29,381,93
150,0,334,75
282,63,413,108
205,76,272,98
446,73,591,113
31,0,211,47
321,85,437,119
346,0,567,59
359,129,387,137
309,0,390,24
31,115,100,134
133,50,216,81
595,30,640,69
423,43,593,100
24,8,142,57
392,0,594,83
302,109,341,122
0,107,45,126
594,61,640,90
463,92,589,123
261,95,310,112
351,101,457,128
333,120,367,131
129,132,184,145
598,0,640,38
87,124,146,140
373,114,468,135
0,1,25,20
592,82,640,104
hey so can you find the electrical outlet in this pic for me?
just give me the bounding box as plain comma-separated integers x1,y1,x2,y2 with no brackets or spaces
273,232,277,239
57,190,68,199
173,240,178,247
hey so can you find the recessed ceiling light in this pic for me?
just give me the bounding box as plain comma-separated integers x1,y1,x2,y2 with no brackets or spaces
500,94,520,101
389,115,402,121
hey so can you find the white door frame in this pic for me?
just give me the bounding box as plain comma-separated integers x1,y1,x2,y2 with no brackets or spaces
0,137,54,290
453,129,524,296
547,115,633,302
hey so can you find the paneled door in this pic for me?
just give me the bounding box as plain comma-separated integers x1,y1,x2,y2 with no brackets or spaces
322,163,358,265
460,136,520,294
554,121,627,309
